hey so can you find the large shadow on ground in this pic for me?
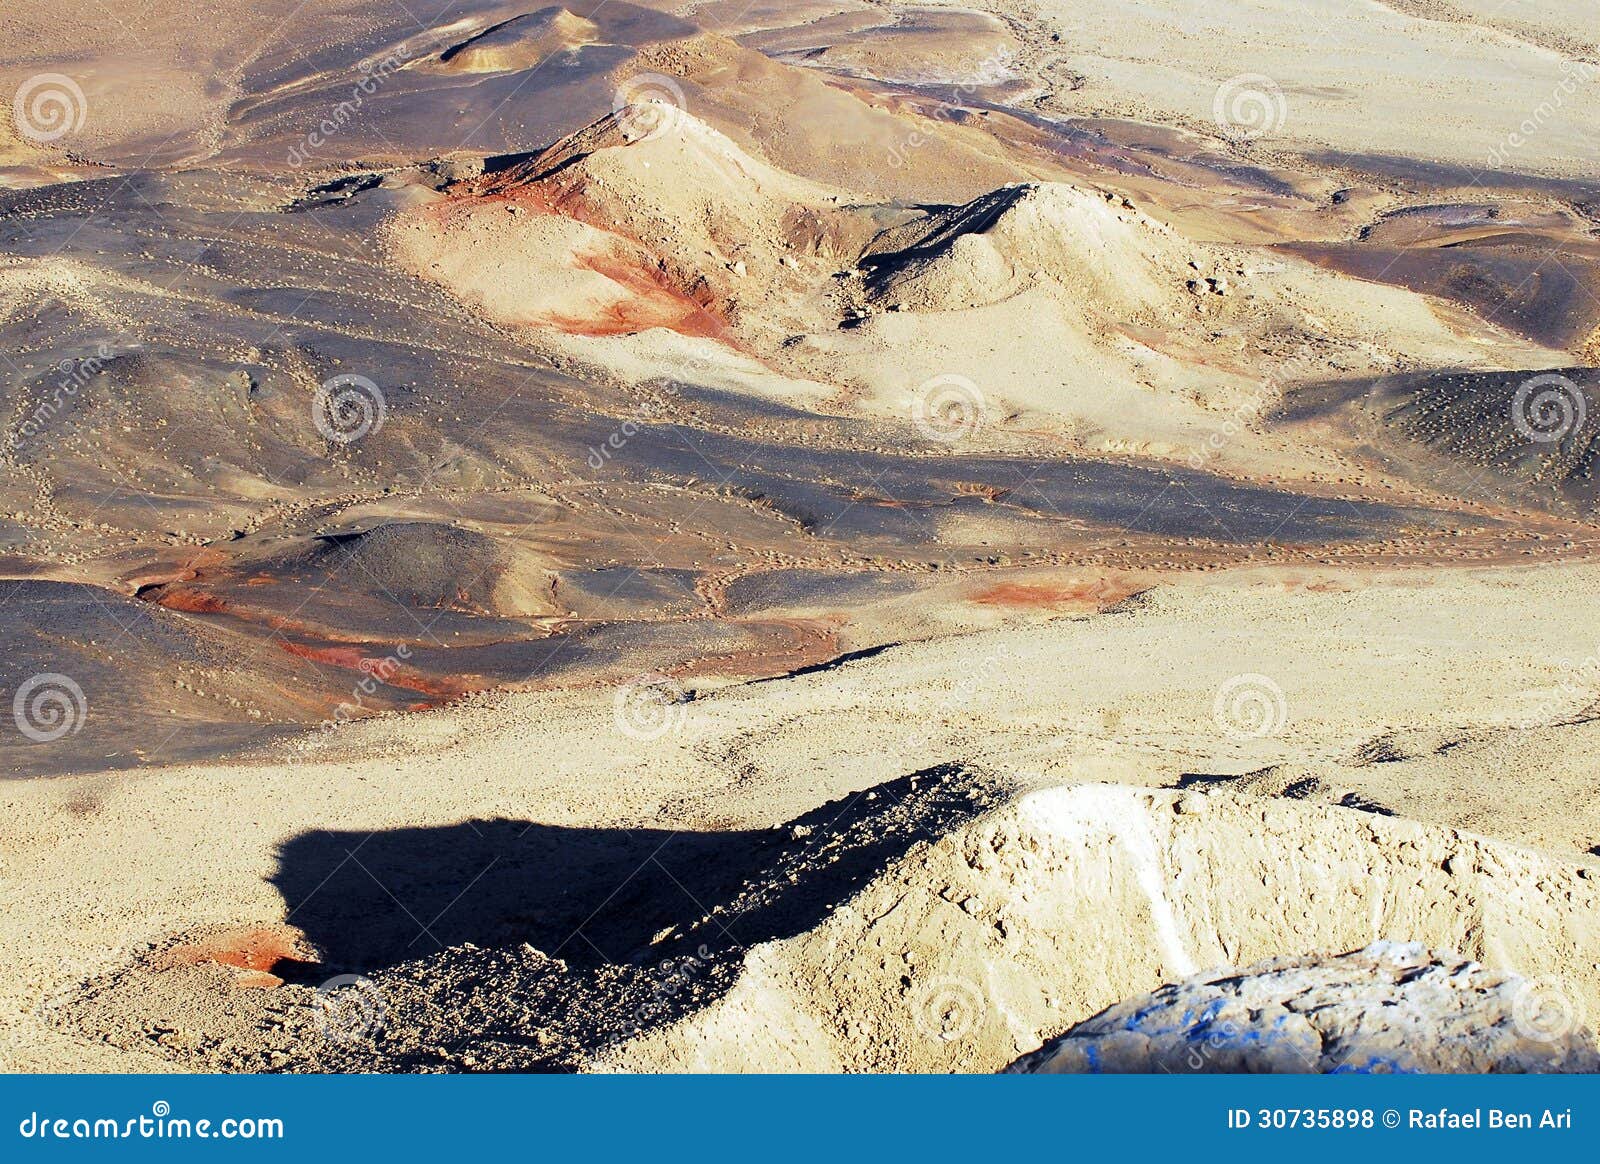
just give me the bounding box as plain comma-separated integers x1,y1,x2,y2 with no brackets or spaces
272,818,776,972
47,767,1004,1072
270,766,998,976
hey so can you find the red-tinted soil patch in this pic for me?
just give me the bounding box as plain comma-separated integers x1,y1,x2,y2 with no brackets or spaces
618,619,842,682
159,926,320,989
143,584,229,614
425,183,733,342
277,639,476,700
564,246,730,340
972,577,1142,611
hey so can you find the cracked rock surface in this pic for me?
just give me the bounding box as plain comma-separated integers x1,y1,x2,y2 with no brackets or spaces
1008,941,1600,1074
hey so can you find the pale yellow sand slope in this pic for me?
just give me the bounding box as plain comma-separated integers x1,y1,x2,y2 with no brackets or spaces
5,562,1600,1070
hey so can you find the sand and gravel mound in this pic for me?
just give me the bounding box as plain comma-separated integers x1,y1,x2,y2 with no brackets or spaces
603,783,1598,1072
859,182,1193,317
1008,941,1600,1074
395,113,1549,464
390,106,865,341
281,523,559,619
773,175,1560,459
397,103,1555,467
436,9,602,73
26,769,1600,1073
1280,367,1600,515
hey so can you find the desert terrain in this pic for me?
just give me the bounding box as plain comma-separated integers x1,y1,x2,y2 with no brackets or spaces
0,0,1598,1073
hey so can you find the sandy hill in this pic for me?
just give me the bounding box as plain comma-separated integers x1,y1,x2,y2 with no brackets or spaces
859,182,1188,317
476,103,869,287
396,111,1562,471
144,522,564,629
1280,367,1600,516
389,105,873,343
797,180,1562,455
50,774,1600,1073
598,783,1600,1072
435,8,603,74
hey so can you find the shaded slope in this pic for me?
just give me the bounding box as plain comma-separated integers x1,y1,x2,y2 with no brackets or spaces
1280,367,1600,515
